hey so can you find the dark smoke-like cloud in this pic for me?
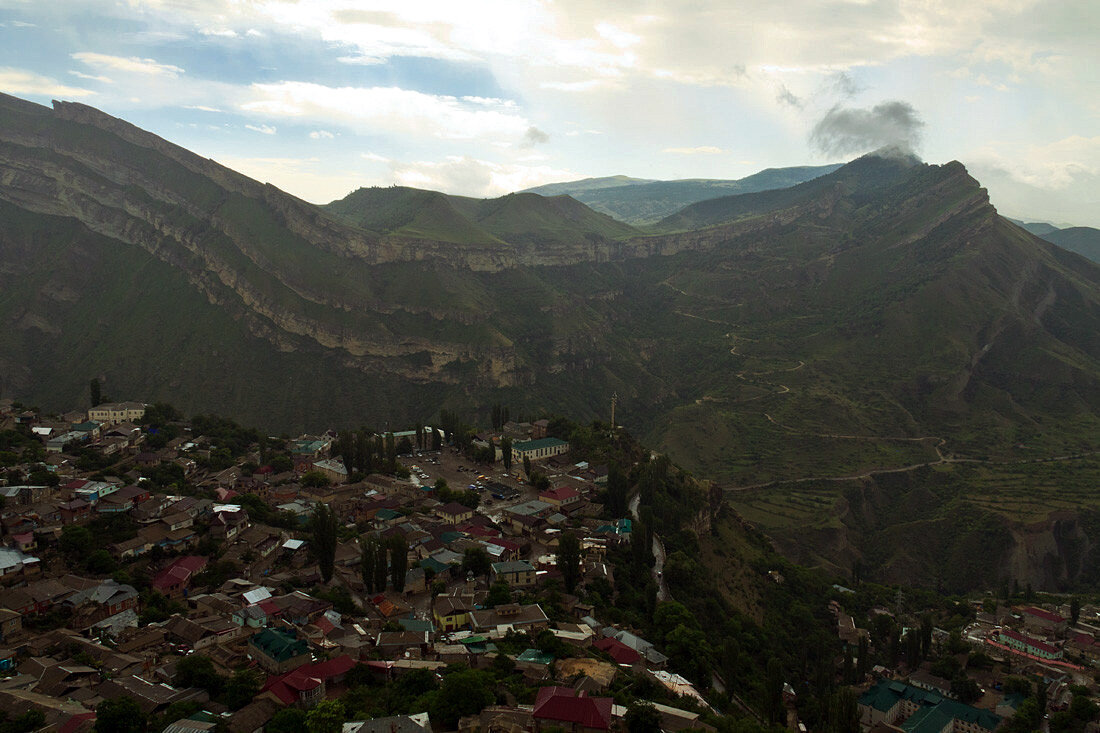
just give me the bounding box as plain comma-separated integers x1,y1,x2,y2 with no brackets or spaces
522,126,550,147
776,84,803,109
809,101,924,157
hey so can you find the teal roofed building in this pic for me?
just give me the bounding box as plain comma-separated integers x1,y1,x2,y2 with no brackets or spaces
512,437,569,463
248,627,312,674
517,648,555,665
858,680,1000,733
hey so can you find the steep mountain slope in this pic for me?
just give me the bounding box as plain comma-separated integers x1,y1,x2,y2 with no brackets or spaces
8,94,1100,589
322,187,639,247
523,164,841,224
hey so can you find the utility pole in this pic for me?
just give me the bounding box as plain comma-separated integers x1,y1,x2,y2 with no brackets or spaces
610,392,618,431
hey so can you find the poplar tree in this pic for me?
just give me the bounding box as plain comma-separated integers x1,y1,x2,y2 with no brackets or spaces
311,502,338,582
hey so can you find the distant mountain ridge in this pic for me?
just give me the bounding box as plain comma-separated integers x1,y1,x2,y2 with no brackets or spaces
1008,217,1100,264
523,164,842,224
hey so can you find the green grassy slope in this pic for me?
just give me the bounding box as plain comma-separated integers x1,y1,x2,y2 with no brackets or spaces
323,187,639,247
321,186,503,244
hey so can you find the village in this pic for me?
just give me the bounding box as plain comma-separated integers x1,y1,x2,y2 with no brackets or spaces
3,397,1100,733
0,398,709,733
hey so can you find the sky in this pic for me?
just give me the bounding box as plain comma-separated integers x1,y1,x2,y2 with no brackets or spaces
0,0,1097,226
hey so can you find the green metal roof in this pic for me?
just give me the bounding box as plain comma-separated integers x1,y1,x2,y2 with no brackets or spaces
249,627,309,662
513,437,568,452
858,680,1001,731
398,617,435,633
517,648,554,665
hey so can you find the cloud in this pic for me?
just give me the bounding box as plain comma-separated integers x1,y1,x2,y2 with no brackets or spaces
240,82,531,141
71,52,184,77
245,123,277,135
0,68,95,98
200,28,238,38
184,105,221,112
829,71,862,99
970,135,1100,191
522,126,550,147
361,152,389,162
70,71,113,83
462,95,518,108
967,135,1100,227
309,130,335,139
388,156,577,198
809,101,925,156
539,79,614,93
776,85,803,109
663,146,725,155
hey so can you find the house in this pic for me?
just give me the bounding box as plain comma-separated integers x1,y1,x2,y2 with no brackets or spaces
249,627,313,674
151,556,208,598
593,637,642,666
469,603,549,633
97,491,135,514
87,401,146,425
364,474,408,496
312,459,348,485
111,535,152,560
437,502,474,525
998,628,1064,660
161,512,194,532
261,655,356,707
65,579,139,625
344,713,432,733
71,420,103,439
11,532,36,553
532,686,613,733
538,486,583,510
210,505,250,541
290,437,332,460
375,631,431,657
58,498,91,524
1021,606,1067,634
491,560,537,588
433,594,475,632
858,679,1001,733
602,628,668,667
512,437,569,464
0,608,20,643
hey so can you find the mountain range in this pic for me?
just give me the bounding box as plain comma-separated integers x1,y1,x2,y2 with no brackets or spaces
5,91,1100,590
1010,218,1100,265
522,164,842,224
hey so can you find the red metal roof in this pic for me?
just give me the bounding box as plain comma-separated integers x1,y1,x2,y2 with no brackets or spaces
1001,628,1061,655
151,555,208,590
534,686,613,730
539,487,580,502
593,637,642,665
261,655,355,705
1023,606,1065,623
